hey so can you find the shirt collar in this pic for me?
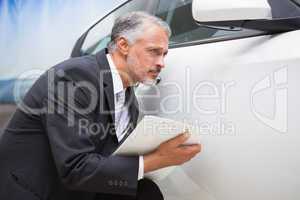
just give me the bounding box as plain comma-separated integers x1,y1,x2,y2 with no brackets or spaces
106,53,125,95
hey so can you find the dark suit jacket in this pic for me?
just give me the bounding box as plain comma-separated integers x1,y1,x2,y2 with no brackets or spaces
0,49,140,200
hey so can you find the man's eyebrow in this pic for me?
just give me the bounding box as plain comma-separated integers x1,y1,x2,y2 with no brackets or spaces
146,47,168,55
146,46,161,50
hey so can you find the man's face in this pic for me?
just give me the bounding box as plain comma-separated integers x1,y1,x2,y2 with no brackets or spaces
126,25,169,85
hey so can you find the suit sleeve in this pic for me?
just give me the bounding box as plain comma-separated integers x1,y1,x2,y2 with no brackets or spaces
41,70,139,196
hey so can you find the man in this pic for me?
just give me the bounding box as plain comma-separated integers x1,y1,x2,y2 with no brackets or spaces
0,12,201,200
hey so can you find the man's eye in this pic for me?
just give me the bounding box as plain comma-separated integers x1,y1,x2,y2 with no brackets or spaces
149,49,160,55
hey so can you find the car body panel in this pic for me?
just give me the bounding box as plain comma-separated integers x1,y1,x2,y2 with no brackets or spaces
135,31,300,199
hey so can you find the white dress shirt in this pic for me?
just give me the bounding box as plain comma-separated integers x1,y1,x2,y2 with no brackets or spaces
106,53,144,180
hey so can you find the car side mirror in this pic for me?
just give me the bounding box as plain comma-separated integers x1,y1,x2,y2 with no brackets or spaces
192,0,272,22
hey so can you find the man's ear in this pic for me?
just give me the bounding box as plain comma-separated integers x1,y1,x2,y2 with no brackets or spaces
116,37,130,56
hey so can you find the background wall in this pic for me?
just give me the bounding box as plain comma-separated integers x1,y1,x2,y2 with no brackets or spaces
0,0,123,79
0,0,123,129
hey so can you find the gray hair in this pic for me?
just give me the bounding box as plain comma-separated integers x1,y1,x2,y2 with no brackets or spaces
107,11,171,52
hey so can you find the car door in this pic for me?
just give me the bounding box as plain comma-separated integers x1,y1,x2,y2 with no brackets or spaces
138,1,300,200
72,0,300,199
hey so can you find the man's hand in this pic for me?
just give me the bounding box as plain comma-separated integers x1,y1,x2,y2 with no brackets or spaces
144,132,202,173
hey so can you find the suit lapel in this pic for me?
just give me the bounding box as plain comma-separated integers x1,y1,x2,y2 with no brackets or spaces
95,49,115,121
95,49,123,154
95,49,140,150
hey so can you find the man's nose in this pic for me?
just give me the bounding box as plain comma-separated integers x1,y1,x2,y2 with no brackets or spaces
156,56,165,69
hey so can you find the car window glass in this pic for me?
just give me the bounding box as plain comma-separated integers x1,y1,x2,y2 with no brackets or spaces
270,0,300,18
82,0,158,55
155,0,258,46
82,0,264,54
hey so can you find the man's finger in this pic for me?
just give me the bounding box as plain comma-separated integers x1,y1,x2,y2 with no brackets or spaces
167,132,190,147
179,144,202,152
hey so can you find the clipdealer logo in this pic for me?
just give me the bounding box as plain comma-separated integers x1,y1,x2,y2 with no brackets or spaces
250,67,288,133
